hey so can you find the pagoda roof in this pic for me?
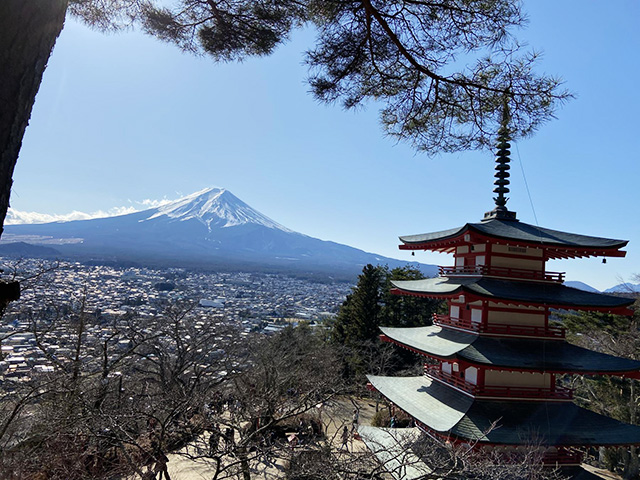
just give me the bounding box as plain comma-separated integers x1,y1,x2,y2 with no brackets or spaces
367,376,473,431
463,337,640,374
399,218,627,258
459,399,640,446
380,325,476,357
391,277,634,314
368,375,640,446
381,325,640,374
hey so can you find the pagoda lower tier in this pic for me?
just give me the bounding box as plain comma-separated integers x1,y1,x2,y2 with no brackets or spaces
368,375,640,448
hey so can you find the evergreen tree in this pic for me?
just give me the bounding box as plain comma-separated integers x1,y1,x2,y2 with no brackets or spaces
381,266,440,328
333,264,440,346
331,264,441,380
332,264,384,347
0,0,570,239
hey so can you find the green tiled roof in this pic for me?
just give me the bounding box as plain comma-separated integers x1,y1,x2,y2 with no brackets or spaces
391,277,634,310
460,337,640,373
369,376,640,446
400,226,463,244
380,326,640,373
400,218,627,249
380,325,475,357
454,400,640,446
367,375,473,431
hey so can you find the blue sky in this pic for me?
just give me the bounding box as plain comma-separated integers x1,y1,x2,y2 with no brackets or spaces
10,1,640,290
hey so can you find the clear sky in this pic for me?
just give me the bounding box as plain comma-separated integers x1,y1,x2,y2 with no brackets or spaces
9,1,640,291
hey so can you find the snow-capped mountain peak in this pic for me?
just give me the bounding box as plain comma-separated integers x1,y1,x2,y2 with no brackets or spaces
2,186,438,279
145,187,292,232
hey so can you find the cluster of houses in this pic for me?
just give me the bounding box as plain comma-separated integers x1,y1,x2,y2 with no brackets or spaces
0,259,351,383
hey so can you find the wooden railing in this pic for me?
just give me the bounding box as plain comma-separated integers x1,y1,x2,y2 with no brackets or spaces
425,365,477,395
433,314,566,339
424,366,573,400
488,449,582,466
439,265,565,283
479,384,573,400
542,450,583,466
433,314,478,332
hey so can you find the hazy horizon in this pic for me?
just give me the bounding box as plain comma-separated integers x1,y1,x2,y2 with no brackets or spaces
10,1,640,291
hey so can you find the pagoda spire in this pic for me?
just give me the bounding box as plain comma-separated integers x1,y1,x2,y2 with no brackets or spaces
483,100,517,221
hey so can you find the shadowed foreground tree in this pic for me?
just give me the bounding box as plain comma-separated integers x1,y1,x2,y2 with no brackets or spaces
0,261,346,479
0,293,235,479
283,419,567,480
180,324,345,480
1,0,569,237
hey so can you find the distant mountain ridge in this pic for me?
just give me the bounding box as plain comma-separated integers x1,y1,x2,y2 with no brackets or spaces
564,281,600,293
560,281,640,294
604,283,640,294
1,188,436,279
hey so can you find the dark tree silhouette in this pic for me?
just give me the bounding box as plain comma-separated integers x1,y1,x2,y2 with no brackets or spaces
0,0,568,241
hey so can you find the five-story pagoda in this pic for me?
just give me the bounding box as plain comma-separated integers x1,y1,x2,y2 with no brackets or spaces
367,120,640,465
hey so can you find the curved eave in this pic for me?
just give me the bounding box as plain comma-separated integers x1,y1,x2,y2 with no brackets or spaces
367,375,473,432
379,325,475,358
399,221,628,259
399,228,469,255
379,326,640,376
369,376,640,447
389,288,634,315
399,225,468,249
391,278,635,316
459,337,640,376
456,400,640,446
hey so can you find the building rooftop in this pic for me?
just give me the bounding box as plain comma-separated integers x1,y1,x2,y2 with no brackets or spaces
391,277,634,314
368,375,640,446
380,325,640,375
399,218,627,258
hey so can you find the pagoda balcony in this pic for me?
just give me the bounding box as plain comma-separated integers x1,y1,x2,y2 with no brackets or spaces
433,314,566,339
542,450,583,466
424,366,573,400
438,265,565,283
488,449,582,466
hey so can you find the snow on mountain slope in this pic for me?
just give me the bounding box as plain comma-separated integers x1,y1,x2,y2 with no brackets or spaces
144,187,292,232
1,187,436,278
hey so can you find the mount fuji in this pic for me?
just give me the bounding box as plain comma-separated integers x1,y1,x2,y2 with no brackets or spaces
1,188,435,279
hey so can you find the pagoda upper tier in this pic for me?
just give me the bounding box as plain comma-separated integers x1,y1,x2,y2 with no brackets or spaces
399,217,627,260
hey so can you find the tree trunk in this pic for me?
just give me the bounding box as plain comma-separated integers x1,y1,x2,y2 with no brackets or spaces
623,445,639,480
0,0,68,238
237,445,251,480
623,382,640,479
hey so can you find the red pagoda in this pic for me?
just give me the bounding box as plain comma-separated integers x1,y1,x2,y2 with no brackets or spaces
368,121,640,466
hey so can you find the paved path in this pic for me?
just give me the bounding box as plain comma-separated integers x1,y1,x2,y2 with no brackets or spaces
157,396,377,480
132,397,622,480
